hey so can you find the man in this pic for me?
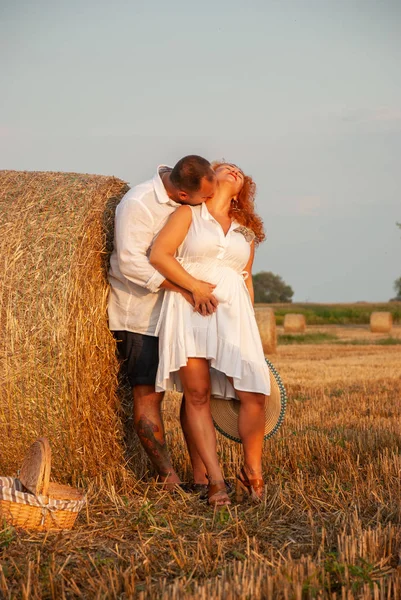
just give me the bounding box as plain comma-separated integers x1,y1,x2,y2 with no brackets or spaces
108,155,217,489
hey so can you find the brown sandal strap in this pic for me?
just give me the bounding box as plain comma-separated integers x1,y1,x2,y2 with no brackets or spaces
207,481,227,500
207,479,231,505
248,479,264,491
238,467,264,491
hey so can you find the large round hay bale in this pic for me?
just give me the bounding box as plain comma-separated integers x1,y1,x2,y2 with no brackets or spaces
254,307,277,354
284,313,306,333
370,312,392,333
0,170,133,487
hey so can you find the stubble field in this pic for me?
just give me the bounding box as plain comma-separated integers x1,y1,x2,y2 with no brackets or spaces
1,325,401,599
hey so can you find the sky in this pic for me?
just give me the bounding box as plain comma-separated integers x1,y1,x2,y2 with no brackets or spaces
1,0,400,302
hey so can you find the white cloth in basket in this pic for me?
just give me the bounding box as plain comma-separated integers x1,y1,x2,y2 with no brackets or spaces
0,476,86,513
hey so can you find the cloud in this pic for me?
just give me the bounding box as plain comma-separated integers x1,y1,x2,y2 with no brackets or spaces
270,196,323,217
0,126,14,137
341,107,401,124
0,125,37,138
295,196,322,215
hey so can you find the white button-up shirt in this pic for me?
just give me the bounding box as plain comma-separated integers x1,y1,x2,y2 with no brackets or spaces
108,166,179,336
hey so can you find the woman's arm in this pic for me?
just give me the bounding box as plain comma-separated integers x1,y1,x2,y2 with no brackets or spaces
150,206,218,314
243,241,255,305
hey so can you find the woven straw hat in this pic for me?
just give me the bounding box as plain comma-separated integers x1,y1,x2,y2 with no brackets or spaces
210,358,287,443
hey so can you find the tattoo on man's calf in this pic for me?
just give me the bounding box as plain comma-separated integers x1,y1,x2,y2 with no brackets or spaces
136,414,172,477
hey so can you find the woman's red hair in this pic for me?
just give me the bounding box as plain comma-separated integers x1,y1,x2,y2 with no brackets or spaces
211,162,265,244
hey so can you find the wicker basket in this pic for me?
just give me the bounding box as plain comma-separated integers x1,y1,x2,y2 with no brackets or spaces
0,438,86,531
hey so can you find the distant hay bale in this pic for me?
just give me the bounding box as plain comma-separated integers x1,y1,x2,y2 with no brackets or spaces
255,307,277,354
370,312,392,333
0,170,133,487
284,313,306,333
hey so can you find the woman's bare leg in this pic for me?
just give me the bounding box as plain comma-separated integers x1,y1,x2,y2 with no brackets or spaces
225,375,265,493
180,397,208,485
235,389,266,481
179,359,226,486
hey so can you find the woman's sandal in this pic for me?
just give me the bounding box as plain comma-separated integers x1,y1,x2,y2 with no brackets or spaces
206,477,231,506
192,483,208,500
235,466,265,503
193,480,233,501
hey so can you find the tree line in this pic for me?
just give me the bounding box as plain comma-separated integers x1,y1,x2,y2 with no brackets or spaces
253,222,401,304
252,271,294,303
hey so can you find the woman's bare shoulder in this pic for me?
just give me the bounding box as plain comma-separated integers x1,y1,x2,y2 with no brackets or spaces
170,204,194,222
175,204,193,213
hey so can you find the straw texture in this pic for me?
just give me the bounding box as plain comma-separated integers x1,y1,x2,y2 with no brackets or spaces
370,311,393,333
284,313,306,333
254,307,277,354
0,170,132,487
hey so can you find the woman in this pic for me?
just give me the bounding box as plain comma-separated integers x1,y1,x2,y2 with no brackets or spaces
150,163,270,506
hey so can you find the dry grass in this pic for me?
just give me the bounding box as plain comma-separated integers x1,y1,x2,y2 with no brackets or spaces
1,336,401,598
295,324,401,343
274,328,401,387
0,170,136,487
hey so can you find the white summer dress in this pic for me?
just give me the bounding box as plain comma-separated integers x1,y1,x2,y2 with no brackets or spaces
155,203,271,399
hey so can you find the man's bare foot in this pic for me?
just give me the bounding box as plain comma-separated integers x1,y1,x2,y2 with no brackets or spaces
157,472,182,491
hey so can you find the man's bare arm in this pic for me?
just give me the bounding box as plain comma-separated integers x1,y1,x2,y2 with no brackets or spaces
160,279,195,307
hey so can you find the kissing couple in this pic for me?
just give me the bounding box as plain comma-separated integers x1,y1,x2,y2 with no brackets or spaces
108,155,270,506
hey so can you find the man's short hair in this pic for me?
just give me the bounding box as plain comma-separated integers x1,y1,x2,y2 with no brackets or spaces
170,155,215,193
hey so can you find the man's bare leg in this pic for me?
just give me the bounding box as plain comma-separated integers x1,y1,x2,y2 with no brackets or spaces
133,385,180,489
180,397,208,485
